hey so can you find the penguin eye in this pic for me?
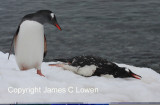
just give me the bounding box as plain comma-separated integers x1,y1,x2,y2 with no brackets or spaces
50,13,54,19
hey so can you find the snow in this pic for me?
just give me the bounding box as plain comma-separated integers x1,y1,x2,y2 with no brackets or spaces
0,51,160,103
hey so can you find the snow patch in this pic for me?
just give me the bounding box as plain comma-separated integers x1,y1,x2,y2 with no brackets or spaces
0,52,160,103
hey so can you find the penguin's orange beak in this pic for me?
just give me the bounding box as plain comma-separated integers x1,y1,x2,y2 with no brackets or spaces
55,24,62,31
130,71,142,80
131,73,142,79
52,15,62,31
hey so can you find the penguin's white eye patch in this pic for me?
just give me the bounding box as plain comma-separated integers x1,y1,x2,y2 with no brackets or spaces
50,13,54,18
125,68,129,72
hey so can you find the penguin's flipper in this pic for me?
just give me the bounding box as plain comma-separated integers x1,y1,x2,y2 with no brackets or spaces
8,26,20,60
44,34,47,58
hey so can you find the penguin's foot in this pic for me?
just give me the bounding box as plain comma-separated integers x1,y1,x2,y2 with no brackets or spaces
37,70,45,77
49,64,64,67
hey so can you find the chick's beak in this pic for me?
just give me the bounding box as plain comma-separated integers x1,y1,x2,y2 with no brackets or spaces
131,73,142,79
129,70,142,80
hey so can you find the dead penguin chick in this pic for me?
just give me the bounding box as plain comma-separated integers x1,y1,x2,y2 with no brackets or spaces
49,56,142,79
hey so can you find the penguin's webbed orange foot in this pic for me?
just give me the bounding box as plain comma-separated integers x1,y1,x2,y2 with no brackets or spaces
49,64,63,67
37,70,45,77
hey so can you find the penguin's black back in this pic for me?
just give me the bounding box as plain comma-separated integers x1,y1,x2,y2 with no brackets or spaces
54,55,125,77
53,55,142,79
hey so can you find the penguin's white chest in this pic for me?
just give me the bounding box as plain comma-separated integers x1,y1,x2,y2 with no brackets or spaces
15,20,44,70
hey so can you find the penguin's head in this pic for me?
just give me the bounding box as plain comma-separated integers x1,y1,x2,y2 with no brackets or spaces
124,68,142,79
115,67,142,79
23,10,62,30
128,69,142,79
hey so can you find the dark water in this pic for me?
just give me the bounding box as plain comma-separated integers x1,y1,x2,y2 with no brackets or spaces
0,0,160,73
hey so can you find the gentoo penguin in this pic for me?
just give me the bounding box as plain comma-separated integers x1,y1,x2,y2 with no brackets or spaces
49,55,142,79
8,10,62,76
